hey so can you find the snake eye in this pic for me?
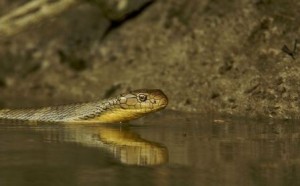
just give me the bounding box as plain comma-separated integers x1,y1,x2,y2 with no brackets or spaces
138,94,147,102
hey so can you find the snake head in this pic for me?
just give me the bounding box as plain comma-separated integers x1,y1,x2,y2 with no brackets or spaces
92,89,168,123
118,89,168,114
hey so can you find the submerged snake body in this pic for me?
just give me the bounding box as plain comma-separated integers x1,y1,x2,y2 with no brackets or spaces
0,89,168,123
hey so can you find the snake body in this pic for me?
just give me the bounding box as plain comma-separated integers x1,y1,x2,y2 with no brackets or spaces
0,89,168,123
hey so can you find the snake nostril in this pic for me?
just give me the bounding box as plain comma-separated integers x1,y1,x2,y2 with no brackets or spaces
150,99,156,104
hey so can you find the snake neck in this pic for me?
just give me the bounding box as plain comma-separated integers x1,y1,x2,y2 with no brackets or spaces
0,98,118,123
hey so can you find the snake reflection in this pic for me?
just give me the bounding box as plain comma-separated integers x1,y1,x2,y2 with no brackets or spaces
43,125,168,166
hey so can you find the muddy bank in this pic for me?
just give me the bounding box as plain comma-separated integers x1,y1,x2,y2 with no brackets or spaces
0,0,299,119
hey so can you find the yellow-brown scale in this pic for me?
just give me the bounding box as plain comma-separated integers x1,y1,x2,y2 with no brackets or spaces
0,89,168,124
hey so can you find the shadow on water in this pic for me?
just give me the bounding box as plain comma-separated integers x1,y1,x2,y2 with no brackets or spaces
1,111,300,186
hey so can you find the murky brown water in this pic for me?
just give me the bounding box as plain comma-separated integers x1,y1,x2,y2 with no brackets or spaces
1,111,300,186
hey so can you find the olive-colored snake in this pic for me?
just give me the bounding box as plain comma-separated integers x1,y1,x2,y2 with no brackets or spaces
0,89,168,123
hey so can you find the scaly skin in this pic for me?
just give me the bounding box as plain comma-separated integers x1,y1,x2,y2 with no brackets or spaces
0,89,168,123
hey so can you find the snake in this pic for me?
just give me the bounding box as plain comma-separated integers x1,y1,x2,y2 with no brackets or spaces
0,89,168,123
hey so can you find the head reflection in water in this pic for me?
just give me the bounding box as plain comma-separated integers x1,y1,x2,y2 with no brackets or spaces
51,126,168,166
98,127,168,165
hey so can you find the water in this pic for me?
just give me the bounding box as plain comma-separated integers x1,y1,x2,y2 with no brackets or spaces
1,111,300,186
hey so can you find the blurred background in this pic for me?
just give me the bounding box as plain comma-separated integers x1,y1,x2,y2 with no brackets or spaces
0,0,299,118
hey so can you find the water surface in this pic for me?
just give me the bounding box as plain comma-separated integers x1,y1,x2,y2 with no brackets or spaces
1,111,300,186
